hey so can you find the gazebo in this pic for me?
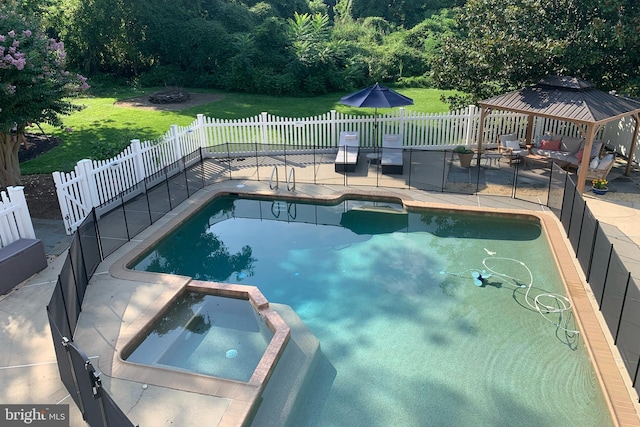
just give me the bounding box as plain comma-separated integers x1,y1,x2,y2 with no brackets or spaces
476,76,640,192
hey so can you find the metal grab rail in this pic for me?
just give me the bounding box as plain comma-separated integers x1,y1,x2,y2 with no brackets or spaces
287,168,296,191
269,166,279,190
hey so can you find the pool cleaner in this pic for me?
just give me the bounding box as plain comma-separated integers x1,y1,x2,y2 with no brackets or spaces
441,249,580,336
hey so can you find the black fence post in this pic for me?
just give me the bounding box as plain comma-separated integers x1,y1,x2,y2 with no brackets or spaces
633,353,639,388
407,148,413,189
599,243,614,309
120,193,131,241
575,200,587,257
199,147,206,188
613,273,632,344
227,142,232,180
586,220,600,282
255,141,260,181
313,145,317,185
511,160,519,198
441,150,447,192
566,180,577,238
546,163,554,203
90,210,105,263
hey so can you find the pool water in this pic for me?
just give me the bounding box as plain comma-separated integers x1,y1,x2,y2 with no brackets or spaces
133,196,613,426
124,293,273,382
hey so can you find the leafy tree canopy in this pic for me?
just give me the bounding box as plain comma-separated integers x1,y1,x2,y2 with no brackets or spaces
431,0,640,108
0,0,87,187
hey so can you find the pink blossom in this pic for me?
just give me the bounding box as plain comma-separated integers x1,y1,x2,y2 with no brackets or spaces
14,57,25,70
8,30,15,38
0,35,5,42
23,30,31,37
12,40,19,48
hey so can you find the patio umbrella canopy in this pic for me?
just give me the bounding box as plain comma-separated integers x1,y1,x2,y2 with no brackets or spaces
339,83,414,148
339,83,414,110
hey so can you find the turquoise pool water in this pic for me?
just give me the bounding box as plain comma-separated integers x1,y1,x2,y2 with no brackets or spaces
124,293,273,382
132,196,613,427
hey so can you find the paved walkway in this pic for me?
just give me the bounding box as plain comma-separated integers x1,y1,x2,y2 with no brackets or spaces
2,158,640,426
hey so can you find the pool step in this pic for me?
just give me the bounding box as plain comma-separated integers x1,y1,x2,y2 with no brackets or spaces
250,303,325,426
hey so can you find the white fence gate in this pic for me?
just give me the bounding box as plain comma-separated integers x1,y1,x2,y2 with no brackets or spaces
52,106,619,234
0,186,36,248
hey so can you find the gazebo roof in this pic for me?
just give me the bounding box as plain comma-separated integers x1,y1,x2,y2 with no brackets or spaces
479,76,640,125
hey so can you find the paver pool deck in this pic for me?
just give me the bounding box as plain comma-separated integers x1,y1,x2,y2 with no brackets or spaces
1,176,640,426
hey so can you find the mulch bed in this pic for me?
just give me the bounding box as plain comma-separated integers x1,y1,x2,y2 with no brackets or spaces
3,134,64,220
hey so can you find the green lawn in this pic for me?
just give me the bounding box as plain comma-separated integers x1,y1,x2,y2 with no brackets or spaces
21,86,459,174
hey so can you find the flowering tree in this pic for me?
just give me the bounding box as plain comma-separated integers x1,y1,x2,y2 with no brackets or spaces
0,1,88,187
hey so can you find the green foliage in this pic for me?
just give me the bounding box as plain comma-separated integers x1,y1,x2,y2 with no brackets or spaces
90,139,129,161
0,1,88,132
431,0,640,105
349,0,463,28
453,145,473,154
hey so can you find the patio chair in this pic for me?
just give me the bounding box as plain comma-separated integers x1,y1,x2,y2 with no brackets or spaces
380,134,403,174
579,153,616,181
498,133,525,166
335,131,360,172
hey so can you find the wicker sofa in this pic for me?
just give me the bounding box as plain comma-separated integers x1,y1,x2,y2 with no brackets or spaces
529,135,603,168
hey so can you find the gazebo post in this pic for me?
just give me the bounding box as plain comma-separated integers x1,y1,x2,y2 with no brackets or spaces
525,114,535,143
576,124,598,193
624,113,640,176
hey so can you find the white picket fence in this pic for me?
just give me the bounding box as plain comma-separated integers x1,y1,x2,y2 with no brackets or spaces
0,186,36,249
52,105,615,234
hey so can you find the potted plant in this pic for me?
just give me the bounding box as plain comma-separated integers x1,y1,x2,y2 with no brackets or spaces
591,178,608,195
453,145,475,168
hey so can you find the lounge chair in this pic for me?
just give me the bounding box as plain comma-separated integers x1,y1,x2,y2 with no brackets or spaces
335,131,360,172
381,134,403,174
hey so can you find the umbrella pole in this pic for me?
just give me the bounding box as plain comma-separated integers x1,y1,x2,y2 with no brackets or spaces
375,108,380,187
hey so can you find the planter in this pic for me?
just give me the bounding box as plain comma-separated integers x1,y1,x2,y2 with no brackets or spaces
456,152,475,168
592,187,608,195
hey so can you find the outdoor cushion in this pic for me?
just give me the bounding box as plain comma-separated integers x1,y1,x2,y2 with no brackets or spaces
575,148,585,163
561,136,583,154
589,157,600,169
540,139,561,151
335,131,360,172
381,134,403,174
589,141,603,157
534,134,561,147
596,153,615,171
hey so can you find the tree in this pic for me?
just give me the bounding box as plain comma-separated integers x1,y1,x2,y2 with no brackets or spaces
431,0,640,108
0,1,88,187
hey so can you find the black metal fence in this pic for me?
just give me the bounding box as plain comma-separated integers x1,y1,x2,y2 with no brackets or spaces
199,143,553,205
551,164,640,402
46,153,209,426
46,147,639,426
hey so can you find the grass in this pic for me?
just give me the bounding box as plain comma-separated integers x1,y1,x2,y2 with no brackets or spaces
21,86,460,174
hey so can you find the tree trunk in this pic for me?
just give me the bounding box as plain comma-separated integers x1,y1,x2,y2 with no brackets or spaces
0,131,23,188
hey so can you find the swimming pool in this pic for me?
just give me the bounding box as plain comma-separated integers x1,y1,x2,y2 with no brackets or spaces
131,195,613,426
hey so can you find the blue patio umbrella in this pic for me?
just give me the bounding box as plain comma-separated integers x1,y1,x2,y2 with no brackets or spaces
339,83,413,146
